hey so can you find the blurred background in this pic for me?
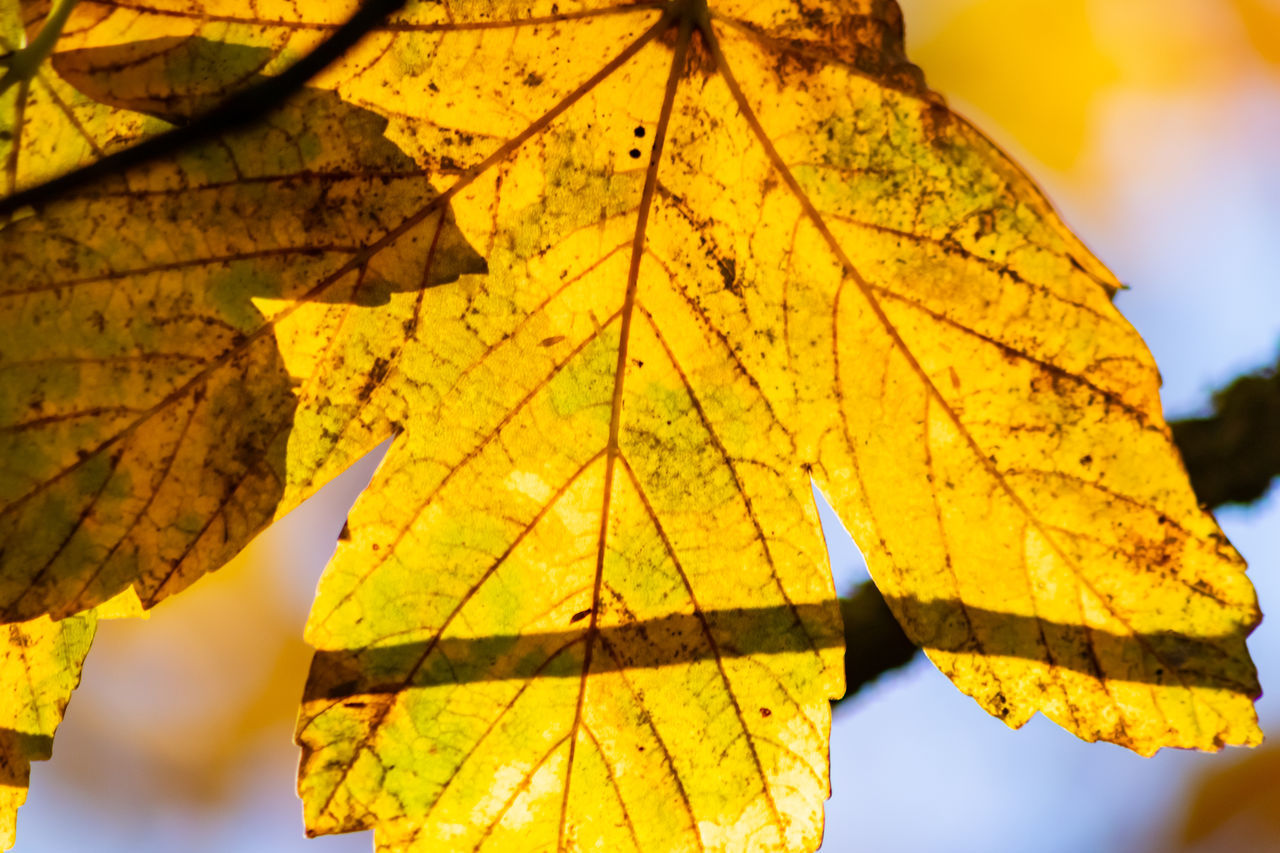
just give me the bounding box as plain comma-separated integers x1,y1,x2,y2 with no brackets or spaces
12,0,1280,850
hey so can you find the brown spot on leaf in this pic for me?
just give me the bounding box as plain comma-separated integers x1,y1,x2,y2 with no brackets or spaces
716,256,738,295
920,97,954,146
357,357,391,401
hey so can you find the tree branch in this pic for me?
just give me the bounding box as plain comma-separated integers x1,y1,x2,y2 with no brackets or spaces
1172,356,1280,509
839,583,918,697
838,351,1280,705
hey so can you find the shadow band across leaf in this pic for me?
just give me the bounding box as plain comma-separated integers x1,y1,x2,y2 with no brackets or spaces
830,383,1280,704
304,598,1255,703
0,729,53,788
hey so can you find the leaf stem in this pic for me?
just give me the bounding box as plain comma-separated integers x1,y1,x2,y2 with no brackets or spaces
0,0,78,96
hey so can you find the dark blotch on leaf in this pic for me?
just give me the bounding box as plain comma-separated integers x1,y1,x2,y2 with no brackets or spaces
716,256,737,294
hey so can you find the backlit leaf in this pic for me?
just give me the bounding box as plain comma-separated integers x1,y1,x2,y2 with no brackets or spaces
0,1,1263,850
0,56,484,619
0,2,169,835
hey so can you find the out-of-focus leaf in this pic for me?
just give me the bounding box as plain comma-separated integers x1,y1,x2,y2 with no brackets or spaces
903,0,1280,172
1176,741,1280,850
901,0,1118,169
1231,0,1280,67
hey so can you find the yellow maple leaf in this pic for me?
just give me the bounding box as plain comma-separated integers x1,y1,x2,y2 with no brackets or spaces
0,0,1263,851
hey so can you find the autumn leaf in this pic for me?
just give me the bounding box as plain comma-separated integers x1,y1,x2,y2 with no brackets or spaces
1233,0,1280,67
0,0,1264,850
0,0,177,835
0,10,481,833
1176,740,1280,850
1,44,489,619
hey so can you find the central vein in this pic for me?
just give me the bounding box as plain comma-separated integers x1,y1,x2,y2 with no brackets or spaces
557,9,697,849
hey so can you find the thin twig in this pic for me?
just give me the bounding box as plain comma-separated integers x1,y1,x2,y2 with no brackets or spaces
0,0,406,218
0,0,79,96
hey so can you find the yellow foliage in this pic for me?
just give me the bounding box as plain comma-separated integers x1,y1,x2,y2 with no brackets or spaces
1176,741,1280,850
0,1,1265,851
1232,0,1280,67
0,0,154,198
902,0,1119,170
0,583,144,846
0,1,164,838
903,0,1280,171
